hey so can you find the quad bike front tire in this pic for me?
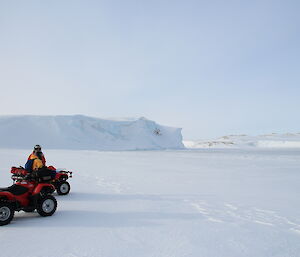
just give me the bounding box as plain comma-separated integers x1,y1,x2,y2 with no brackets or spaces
0,203,14,226
56,181,71,195
36,195,57,217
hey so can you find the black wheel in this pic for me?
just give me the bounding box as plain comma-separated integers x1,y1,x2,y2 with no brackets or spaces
36,195,57,217
0,203,14,226
56,181,70,195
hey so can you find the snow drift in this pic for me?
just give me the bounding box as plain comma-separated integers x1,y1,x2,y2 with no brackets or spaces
0,115,184,150
184,133,300,149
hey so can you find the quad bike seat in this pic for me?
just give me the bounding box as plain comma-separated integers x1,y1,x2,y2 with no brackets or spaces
0,184,29,195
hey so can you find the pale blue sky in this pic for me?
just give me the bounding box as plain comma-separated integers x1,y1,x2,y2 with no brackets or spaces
0,0,299,139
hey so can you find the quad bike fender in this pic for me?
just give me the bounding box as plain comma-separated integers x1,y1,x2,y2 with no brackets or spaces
0,190,30,207
55,173,68,181
33,184,55,195
0,192,15,201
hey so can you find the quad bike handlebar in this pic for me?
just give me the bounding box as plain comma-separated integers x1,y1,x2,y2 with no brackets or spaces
61,171,73,178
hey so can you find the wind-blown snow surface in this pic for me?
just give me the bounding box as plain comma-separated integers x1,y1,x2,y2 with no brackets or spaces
0,149,300,257
0,115,184,150
184,133,300,149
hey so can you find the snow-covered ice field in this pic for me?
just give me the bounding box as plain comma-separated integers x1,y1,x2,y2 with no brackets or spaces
0,148,300,257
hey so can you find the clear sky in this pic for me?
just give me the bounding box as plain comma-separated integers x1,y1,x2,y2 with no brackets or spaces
0,0,299,139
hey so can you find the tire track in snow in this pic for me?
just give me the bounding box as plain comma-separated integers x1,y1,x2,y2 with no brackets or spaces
78,172,129,194
94,176,123,194
185,199,300,234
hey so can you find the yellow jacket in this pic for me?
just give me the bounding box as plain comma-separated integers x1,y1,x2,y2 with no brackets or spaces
29,154,44,170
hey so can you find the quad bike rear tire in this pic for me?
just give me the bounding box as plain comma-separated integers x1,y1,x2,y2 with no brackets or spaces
36,195,57,217
56,181,71,195
0,203,14,226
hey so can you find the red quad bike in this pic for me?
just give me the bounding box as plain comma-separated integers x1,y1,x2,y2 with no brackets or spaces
12,166,72,196
46,166,72,195
0,167,57,226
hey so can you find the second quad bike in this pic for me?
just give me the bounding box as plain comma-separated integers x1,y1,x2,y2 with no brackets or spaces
0,169,57,226
11,166,73,195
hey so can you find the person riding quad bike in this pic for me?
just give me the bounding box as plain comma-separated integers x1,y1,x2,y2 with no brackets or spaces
26,145,46,171
25,145,72,195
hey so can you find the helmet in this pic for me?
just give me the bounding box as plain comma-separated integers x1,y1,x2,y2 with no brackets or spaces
34,145,42,151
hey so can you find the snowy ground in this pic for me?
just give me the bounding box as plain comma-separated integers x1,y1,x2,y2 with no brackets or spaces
0,148,300,257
